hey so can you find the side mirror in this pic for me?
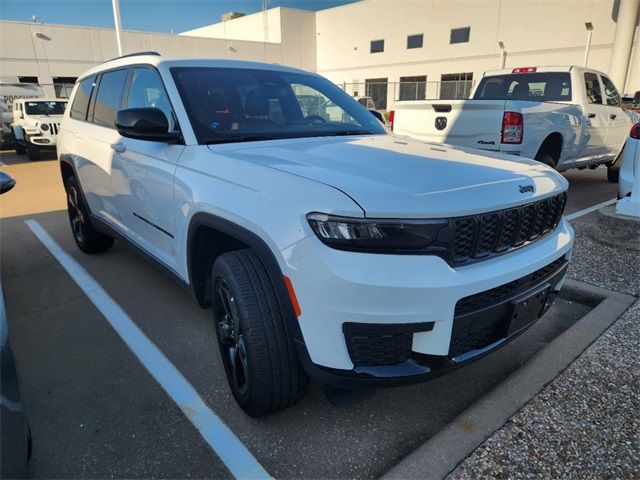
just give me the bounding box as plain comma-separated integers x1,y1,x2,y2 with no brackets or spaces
369,110,384,123
0,171,16,194
115,107,180,143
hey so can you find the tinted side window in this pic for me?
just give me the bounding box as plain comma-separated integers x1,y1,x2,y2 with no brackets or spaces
600,75,621,107
70,76,95,120
584,72,602,105
125,68,176,130
92,69,128,127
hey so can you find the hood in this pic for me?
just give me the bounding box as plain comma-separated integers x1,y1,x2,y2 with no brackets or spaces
208,134,568,218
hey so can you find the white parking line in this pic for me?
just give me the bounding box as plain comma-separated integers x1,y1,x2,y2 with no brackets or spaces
25,219,271,480
565,198,617,221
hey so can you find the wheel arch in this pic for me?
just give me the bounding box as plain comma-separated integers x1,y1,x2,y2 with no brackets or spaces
535,132,564,165
186,213,299,323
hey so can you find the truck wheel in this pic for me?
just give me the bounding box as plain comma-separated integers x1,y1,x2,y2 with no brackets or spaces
26,144,41,161
535,153,556,169
15,143,26,155
64,175,114,254
211,249,308,416
607,163,620,183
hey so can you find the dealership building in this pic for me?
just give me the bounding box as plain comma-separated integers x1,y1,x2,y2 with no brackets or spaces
1,0,639,110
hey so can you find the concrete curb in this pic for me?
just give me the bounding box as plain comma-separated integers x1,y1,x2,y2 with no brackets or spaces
381,279,636,480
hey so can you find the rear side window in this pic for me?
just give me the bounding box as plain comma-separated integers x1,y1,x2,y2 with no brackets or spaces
600,75,621,107
473,72,571,101
92,69,129,127
584,72,602,105
70,76,95,120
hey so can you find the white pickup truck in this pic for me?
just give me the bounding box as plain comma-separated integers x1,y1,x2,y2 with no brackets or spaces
391,66,632,181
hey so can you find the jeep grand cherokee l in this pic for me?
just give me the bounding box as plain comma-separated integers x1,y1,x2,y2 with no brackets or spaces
57,53,573,416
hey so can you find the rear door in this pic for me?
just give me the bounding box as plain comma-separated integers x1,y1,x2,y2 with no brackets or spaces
111,66,184,270
392,99,505,149
581,72,609,158
69,69,129,224
600,74,629,156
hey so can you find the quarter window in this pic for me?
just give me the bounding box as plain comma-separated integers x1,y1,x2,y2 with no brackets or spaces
370,39,384,53
407,34,423,49
126,68,176,130
70,76,95,120
450,27,470,44
92,69,128,127
600,75,621,107
584,72,602,105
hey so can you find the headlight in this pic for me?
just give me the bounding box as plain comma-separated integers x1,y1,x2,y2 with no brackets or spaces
40,123,49,131
307,213,447,253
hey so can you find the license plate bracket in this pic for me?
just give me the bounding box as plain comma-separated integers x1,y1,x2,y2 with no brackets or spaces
507,283,551,336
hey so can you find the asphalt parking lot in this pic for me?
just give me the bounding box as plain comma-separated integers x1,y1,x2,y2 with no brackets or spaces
0,149,619,478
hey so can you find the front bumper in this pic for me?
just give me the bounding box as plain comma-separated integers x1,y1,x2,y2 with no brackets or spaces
281,218,574,385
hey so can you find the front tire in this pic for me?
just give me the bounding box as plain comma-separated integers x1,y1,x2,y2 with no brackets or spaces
64,175,114,254
15,142,26,155
26,143,41,161
211,250,308,416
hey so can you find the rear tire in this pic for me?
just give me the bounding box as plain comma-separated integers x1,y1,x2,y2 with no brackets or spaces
64,175,114,254
26,143,40,161
15,142,26,155
211,249,308,416
607,163,620,183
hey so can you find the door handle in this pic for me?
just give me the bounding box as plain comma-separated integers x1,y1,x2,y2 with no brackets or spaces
110,143,126,153
587,113,596,118
609,114,617,120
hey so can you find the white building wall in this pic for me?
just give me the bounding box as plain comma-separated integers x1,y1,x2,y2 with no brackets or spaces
315,0,638,109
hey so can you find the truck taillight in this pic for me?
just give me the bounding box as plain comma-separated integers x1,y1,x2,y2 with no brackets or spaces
501,112,523,144
389,110,395,131
631,123,640,139
512,67,537,73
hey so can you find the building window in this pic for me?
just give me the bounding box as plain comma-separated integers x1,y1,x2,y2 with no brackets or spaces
370,39,384,53
399,75,427,100
407,34,423,49
18,76,39,84
53,76,78,98
450,27,470,44
365,78,388,109
440,73,473,99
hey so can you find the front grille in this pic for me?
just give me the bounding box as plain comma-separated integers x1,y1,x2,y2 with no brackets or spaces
449,257,567,357
47,123,60,135
450,193,566,264
345,332,412,366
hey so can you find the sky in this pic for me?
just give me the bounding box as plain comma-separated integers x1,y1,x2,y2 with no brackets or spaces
0,0,359,33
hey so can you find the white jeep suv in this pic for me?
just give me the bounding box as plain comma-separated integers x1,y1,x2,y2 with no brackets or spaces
12,98,67,160
58,53,574,416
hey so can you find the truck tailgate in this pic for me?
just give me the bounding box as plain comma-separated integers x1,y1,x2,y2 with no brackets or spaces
393,100,506,150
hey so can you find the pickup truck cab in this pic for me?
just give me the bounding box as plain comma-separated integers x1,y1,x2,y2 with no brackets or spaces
58,53,573,416
391,66,632,179
11,98,67,160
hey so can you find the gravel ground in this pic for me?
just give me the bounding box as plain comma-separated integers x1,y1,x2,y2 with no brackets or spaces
448,221,640,479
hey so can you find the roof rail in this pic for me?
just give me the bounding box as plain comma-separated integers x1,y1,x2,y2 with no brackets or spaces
102,51,161,64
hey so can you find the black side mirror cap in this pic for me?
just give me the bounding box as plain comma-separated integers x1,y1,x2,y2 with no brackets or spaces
115,107,181,143
369,110,384,123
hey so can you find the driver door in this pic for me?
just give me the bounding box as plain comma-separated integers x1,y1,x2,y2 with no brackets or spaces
110,66,184,271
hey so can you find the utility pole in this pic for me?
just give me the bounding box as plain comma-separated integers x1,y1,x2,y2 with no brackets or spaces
112,0,124,56
583,22,593,67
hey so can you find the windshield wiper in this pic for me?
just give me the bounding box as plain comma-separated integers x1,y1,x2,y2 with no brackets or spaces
203,135,276,145
320,130,374,137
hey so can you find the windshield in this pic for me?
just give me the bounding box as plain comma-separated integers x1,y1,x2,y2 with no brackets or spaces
170,67,386,144
24,101,67,115
473,72,572,102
